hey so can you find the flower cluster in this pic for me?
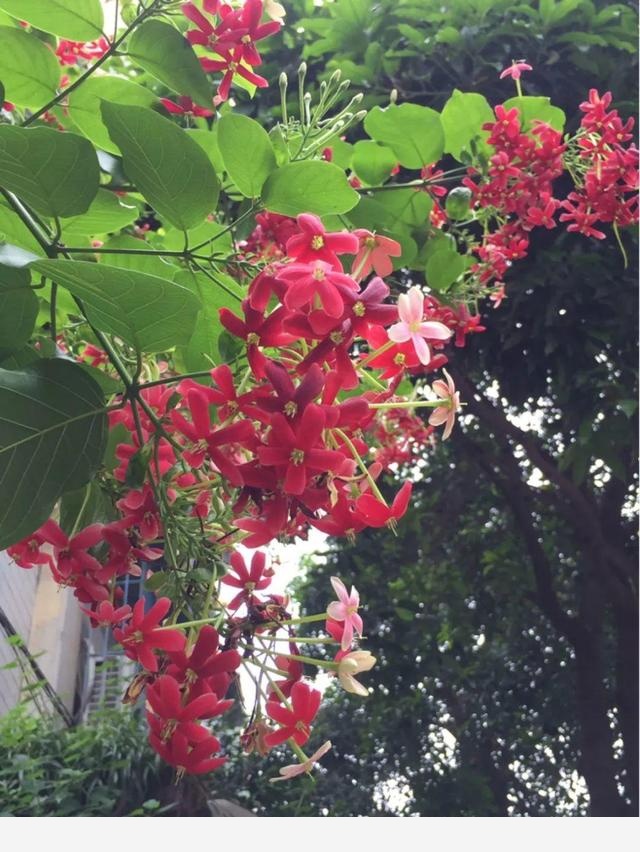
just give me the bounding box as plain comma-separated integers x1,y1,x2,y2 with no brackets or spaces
560,89,638,239
55,37,110,66
8,209,466,779
182,0,282,102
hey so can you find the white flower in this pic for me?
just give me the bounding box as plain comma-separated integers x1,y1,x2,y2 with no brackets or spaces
337,650,376,696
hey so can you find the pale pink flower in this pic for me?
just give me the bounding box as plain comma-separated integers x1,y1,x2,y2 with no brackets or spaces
352,229,402,281
264,0,286,25
428,369,461,440
270,741,332,782
327,576,363,651
387,286,452,365
499,61,533,81
337,651,376,697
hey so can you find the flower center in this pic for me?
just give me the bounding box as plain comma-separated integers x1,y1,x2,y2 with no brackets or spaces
290,448,305,465
247,332,260,345
353,301,366,317
311,235,325,250
284,401,298,417
312,267,326,281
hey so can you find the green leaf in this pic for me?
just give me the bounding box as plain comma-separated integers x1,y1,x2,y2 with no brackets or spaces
59,480,112,536
101,102,220,231
0,358,107,549
0,265,38,359
60,190,139,237
503,96,566,132
32,259,200,353
0,126,100,218
262,161,359,216
187,128,224,174
441,90,494,160
97,234,173,277
351,141,397,186
364,103,444,169
374,188,432,229
127,20,213,109
426,249,467,292
217,113,277,198
0,1,104,40
435,25,460,44
0,27,59,109
0,198,42,254
176,268,243,370
68,76,157,155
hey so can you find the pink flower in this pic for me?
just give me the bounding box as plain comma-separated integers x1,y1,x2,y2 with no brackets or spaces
387,287,452,365
270,741,332,782
428,369,461,440
499,61,532,81
326,577,363,651
352,230,402,281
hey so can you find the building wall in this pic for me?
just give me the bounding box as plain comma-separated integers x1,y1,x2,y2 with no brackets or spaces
0,553,39,714
0,551,83,716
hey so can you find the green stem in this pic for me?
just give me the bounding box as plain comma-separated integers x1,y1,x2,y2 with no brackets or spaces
333,427,387,505
368,400,442,410
190,205,258,253
277,652,338,671
138,370,214,390
358,339,395,368
612,222,629,269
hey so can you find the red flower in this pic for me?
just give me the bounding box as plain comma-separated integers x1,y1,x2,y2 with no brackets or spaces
81,600,132,628
113,597,186,672
116,484,162,542
166,625,241,697
264,680,322,747
160,96,214,117
39,519,103,581
285,214,359,268
146,674,232,741
257,404,344,495
150,728,226,775
221,550,274,610
276,260,357,318
355,481,413,528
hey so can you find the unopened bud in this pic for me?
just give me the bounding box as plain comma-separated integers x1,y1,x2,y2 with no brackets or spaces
390,88,398,104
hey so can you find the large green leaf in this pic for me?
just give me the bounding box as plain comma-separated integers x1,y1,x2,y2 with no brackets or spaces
0,27,59,109
502,96,566,132
0,264,38,359
127,20,213,109
101,102,220,231
68,76,157,155
351,141,397,186
0,358,107,549
441,90,494,161
261,161,359,216
176,269,243,370
0,197,43,254
426,249,468,292
217,114,277,198
0,126,100,218
32,259,200,353
97,234,176,277
364,104,444,169
60,189,139,237
0,0,104,40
